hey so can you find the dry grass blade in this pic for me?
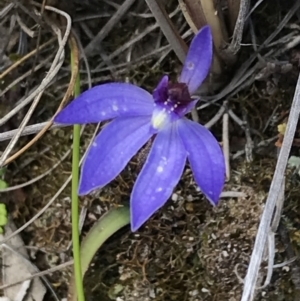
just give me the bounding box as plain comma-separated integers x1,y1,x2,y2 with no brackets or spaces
145,0,188,63
198,0,300,108
226,0,249,55
0,261,73,290
84,0,136,57
178,0,199,33
0,3,15,19
3,33,79,166
0,38,55,80
0,57,52,98
222,111,230,180
0,122,67,142
178,0,231,74
0,10,69,166
241,73,300,301
0,148,71,192
94,6,182,71
227,0,241,33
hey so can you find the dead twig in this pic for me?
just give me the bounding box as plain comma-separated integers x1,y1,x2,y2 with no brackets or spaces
144,0,187,63
222,111,230,180
0,260,73,290
0,122,67,142
241,71,300,301
84,0,136,57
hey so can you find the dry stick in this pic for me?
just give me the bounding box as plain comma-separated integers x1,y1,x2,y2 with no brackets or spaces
87,29,154,69
259,180,285,290
0,260,73,290
85,44,170,73
2,243,59,301
179,0,229,69
144,0,187,64
0,56,52,98
0,34,92,253
245,0,265,20
241,73,300,301
94,7,180,70
0,14,16,60
91,1,151,19
84,0,136,57
16,13,37,37
204,103,226,128
227,0,249,54
220,191,246,198
232,137,278,160
227,0,241,33
222,112,230,180
3,35,78,166
200,1,300,108
12,146,50,175
0,122,67,142
0,3,15,19
0,36,90,144
242,175,285,296
0,11,70,128
0,24,67,167
0,148,71,192
0,38,55,80
2,9,77,166
242,111,253,162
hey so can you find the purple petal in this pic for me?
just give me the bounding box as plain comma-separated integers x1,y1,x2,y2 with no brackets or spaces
130,124,187,231
54,83,154,124
152,75,168,103
179,26,213,94
79,116,153,195
177,118,225,205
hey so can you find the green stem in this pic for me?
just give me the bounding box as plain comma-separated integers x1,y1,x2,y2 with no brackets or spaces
71,51,85,301
69,206,130,301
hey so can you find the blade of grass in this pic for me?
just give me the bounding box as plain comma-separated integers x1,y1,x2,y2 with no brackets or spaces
70,47,85,301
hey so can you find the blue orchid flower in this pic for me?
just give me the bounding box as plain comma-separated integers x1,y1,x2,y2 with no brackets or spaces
54,26,225,231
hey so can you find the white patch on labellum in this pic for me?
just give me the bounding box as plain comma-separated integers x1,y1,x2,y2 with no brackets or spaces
101,111,106,116
92,142,97,147
156,187,163,192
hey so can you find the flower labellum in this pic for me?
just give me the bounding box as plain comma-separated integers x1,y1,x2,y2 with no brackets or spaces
54,26,225,231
